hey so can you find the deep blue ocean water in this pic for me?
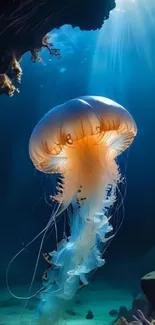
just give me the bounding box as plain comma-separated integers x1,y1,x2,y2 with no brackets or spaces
0,1,155,321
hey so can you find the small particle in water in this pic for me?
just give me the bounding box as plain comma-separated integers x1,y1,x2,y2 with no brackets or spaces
81,57,87,64
59,67,66,73
41,61,47,67
115,8,125,13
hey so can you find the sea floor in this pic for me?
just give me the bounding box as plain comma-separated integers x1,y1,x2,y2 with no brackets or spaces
0,281,133,325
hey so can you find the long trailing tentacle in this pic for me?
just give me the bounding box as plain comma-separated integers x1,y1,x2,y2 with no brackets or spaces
6,174,73,318
6,202,61,300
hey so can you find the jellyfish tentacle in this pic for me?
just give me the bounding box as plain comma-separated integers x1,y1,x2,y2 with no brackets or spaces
6,202,62,300
35,171,118,323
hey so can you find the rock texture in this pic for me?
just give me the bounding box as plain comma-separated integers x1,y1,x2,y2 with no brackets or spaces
0,0,115,96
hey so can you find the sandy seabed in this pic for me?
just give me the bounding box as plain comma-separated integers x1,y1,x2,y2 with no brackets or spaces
0,281,132,325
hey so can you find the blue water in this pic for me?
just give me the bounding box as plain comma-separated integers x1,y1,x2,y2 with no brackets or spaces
0,0,155,324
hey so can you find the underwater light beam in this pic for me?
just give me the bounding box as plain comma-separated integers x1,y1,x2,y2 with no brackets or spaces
89,0,155,95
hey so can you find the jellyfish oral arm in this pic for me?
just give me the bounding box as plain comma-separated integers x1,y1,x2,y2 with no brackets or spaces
36,183,116,325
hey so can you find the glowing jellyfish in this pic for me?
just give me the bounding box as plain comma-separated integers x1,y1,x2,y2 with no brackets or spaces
29,96,137,324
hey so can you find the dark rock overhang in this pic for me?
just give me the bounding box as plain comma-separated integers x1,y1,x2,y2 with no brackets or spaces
0,0,116,96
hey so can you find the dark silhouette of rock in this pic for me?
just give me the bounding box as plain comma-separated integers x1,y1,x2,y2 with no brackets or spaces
141,271,155,317
86,310,94,319
109,309,118,317
132,293,148,315
0,0,116,96
112,294,148,324
119,307,129,318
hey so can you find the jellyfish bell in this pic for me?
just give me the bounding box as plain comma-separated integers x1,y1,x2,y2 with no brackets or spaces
29,96,137,206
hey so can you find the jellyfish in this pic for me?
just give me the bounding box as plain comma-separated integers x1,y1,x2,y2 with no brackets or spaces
29,96,137,325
